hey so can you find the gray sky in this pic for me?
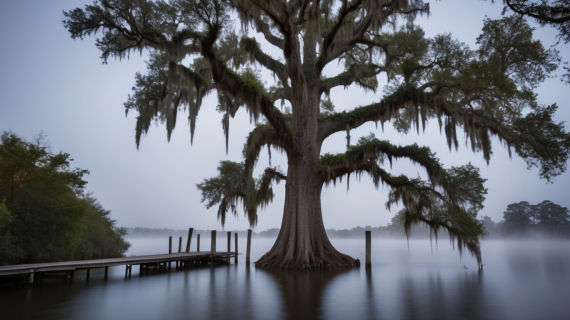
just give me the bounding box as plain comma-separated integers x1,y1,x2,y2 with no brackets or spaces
1,0,569,232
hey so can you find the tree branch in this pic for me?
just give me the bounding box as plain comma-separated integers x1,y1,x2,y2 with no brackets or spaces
241,37,288,84
318,86,422,143
243,123,292,175
316,136,445,186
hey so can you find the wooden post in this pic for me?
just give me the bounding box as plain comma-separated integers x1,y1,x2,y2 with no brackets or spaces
169,236,173,254
86,268,90,281
227,231,231,264
211,230,217,264
185,228,194,252
104,267,109,280
197,234,200,252
125,264,130,279
235,232,239,264
29,272,34,284
365,230,371,266
246,229,252,264
178,237,182,253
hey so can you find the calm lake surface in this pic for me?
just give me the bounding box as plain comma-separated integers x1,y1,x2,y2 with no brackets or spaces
1,236,569,320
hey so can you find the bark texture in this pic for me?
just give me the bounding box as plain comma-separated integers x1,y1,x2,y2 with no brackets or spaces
256,159,356,267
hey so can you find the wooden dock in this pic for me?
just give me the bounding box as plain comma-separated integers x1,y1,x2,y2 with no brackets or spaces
0,228,253,284
0,251,236,283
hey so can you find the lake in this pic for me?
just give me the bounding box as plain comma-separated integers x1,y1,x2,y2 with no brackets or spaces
1,236,569,320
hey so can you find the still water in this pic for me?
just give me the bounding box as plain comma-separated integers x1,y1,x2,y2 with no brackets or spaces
1,237,569,320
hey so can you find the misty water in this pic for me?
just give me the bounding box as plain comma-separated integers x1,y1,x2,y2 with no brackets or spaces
2,236,570,320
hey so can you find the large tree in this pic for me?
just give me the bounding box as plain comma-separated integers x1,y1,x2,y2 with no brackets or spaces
64,0,570,268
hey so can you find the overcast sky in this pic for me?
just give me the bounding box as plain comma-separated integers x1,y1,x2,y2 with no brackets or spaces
1,0,569,232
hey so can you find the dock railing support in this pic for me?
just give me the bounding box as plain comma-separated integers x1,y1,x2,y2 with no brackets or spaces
365,230,371,266
246,229,252,264
185,228,194,252
197,234,200,252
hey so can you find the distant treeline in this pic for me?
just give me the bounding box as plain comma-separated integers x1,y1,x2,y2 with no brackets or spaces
125,221,435,239
0,132,130,265
482,200,570,238
127,200,570,240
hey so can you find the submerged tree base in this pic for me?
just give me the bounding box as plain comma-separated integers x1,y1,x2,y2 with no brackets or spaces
255,245,358,268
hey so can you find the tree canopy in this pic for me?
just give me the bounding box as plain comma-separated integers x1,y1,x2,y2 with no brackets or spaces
0,132,130,265
492,0,570,83
501,200,570,236
63,0,570,268
501,0,570,42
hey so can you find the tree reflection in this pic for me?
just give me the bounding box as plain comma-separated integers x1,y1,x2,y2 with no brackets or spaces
399,270,500,320
258,267,355,320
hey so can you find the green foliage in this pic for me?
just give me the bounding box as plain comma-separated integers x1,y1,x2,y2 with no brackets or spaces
0,132,129,265
0,198,22,264
73,194,131,260
502,200,570,236
196,160,285,227
492,1,570,83
502,0,570,43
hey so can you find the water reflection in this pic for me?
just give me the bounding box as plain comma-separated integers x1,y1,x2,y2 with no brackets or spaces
258,267,356,320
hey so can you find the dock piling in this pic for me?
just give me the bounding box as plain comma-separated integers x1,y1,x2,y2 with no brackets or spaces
365,230,371,266
211,230,216,252
246,229,252,264
211,230,217,264
210,230,216,264
227,232,231,264
235,233,239,264
197,234,200,252
185,228,194,252
169,236,172,254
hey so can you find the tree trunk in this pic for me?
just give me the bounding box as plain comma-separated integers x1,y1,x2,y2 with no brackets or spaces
255,155,356,268
255,77,356,268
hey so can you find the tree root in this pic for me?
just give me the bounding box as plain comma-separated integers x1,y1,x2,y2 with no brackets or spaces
255,247,358,268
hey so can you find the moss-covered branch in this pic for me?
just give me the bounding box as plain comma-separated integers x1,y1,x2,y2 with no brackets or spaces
243,123,292,176
316,140,486,266
318,85,424,143
316,134,444,186
196,160,286,227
